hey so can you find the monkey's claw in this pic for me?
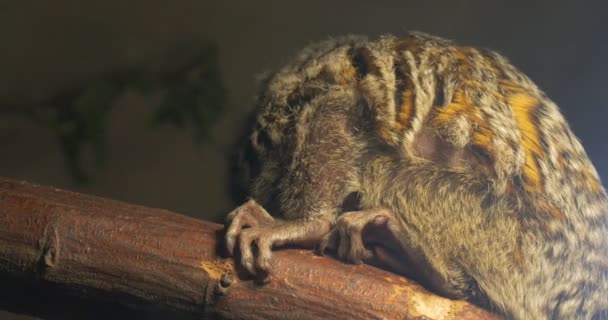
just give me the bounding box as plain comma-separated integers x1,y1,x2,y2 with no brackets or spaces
320,208,403,266
225,199,334,278
225,199,277,276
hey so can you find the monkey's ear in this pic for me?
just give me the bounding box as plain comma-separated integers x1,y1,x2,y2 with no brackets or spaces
411,126,469,167
411,122,494,174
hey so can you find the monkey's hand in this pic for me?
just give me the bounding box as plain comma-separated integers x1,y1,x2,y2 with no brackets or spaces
225,199,333,278
319,208,414,276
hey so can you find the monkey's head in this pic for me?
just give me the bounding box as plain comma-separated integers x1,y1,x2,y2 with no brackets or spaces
229,36,370,215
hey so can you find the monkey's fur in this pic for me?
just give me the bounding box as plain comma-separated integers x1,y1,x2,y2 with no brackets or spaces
225,32,608,319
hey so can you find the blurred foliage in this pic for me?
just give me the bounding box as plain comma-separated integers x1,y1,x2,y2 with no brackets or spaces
5,40,226,184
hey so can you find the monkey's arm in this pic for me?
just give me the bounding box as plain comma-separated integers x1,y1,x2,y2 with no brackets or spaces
225,200,334,277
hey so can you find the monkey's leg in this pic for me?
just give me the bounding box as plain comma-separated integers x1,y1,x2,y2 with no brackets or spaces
225,199,333,277
359,157,523,305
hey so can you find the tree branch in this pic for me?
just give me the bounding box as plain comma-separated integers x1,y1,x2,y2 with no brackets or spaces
0,177,500,319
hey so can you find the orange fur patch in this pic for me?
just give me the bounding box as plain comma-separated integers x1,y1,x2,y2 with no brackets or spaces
433,90,495,153
396,86,415,131
509,93,544,192
462,79,483,88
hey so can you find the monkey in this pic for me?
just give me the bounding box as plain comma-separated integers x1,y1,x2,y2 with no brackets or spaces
224,32,608,319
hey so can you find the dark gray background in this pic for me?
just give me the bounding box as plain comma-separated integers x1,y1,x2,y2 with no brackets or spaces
1,1,606,318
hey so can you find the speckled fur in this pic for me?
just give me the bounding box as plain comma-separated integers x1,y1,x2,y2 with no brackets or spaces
233,32,608,319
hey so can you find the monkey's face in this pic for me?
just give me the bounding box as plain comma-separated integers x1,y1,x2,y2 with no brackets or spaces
235,36,368,215
235,114,291,216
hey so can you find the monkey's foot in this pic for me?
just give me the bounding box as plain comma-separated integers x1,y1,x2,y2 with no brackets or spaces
225,199,333,278
319,208,412,275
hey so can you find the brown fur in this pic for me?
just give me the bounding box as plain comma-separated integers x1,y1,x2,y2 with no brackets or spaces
226,32,608,319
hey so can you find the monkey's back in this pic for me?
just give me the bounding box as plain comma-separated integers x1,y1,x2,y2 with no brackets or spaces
244,32,608,319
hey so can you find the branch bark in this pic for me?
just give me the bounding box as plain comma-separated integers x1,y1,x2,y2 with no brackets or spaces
0,177,500,320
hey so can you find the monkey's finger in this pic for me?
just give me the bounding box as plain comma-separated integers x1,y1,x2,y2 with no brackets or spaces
343,218,372,264
225,205,240,224
225,204,253,256
255,236,274,277
225,214,244,256
318,230,338,255
225,202,266,255
237,230,257,275
336,225,353,262
346,230,372,264
225,229,240,256
332,213,366,263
